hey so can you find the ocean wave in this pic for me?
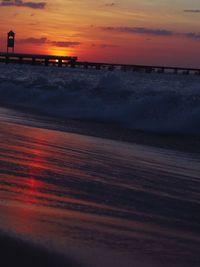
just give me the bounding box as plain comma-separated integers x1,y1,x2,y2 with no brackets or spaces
0,63,200,134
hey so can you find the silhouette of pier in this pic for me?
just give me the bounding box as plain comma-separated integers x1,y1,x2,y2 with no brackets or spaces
0,52,200,75
0,52,77,67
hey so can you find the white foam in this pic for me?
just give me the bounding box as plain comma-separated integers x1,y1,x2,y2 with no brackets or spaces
0,63,200,134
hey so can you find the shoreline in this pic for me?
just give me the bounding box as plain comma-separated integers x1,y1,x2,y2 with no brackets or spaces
0,103,200,154
1,104,200,267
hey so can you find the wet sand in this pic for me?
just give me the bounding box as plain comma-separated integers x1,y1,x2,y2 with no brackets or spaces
1,104,200,154
0,106,200,267
0,232,82,267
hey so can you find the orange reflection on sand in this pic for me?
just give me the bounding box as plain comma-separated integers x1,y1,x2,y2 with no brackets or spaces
1,121,135,240
23,130,50,206
0,127,53,236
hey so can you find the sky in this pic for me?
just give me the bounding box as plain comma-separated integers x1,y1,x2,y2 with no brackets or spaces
1,0,200,66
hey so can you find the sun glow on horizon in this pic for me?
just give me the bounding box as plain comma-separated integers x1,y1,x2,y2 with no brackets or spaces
1,0,200,66
47,46,78,57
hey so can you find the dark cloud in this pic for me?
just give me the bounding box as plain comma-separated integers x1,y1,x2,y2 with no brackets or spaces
18,37,47,44
91,43,118,48
102,26,173,36
51,41,81,48
1,0,46,9
102,26,200,41
100,44,118,48
183,32,200,39
105,3,115,7
184,9,200,13
18,37,81,47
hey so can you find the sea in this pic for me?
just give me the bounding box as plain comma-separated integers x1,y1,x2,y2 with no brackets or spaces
0,64,200,267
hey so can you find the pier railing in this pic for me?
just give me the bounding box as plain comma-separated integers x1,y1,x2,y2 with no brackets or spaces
0,52,199,75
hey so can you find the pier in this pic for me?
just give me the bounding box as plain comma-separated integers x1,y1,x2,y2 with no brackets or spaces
0,52,200,75
0,52,78,67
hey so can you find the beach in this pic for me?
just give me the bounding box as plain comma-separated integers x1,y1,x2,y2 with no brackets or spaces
0,107,200,267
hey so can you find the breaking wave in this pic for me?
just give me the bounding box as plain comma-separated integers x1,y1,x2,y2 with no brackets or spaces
0,63,200,134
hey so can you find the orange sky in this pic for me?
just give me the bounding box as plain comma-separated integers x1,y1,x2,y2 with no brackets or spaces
1,0,200,66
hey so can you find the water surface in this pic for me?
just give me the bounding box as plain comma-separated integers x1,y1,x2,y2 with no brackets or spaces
0,108,200,267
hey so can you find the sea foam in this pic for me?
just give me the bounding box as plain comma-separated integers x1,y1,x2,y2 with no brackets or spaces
0,63,200,134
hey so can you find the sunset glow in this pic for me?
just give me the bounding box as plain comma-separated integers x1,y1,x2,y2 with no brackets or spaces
1,0,200,66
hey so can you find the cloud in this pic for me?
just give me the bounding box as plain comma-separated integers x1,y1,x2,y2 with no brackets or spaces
100,44,118,48
105,3,115,7
102,26,173,36
18,37,81,47
183,32,200,39
91,43,118,48
18,37,47,44
49,41,81,47
51,41,81,48
184,9,200,13
1,0,46,9
102,26,200,41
